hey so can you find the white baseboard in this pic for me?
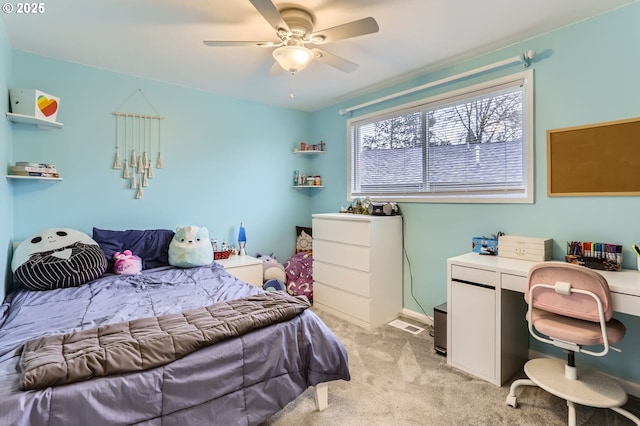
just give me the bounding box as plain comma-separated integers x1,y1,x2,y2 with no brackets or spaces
401,308,433,326
529,349,640,398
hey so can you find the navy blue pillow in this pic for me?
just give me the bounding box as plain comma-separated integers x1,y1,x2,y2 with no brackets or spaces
92,228,175,270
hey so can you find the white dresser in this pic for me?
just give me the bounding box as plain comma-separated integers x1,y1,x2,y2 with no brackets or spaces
312,213,402,330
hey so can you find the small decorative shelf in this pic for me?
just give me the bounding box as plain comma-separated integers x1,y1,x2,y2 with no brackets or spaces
293,150,325,154
6,112,63,129
293,185,324,188
6,175,63,182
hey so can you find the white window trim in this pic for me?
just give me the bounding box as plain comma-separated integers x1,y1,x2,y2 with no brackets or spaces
346,69,534,204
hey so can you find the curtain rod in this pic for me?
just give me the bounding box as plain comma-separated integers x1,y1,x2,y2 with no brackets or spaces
338,49,536,116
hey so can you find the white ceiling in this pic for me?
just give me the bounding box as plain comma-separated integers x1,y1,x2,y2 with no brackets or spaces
1,0,635,111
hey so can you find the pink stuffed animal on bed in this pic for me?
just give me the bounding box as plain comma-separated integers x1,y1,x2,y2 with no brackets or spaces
113,250,142,275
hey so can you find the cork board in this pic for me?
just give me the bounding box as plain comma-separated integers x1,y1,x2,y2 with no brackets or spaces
547,117,640,196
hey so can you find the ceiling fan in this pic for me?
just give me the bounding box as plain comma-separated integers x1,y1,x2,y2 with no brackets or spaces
203,0,379,75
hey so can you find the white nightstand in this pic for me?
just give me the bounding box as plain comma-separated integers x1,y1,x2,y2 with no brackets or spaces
216,255,263,287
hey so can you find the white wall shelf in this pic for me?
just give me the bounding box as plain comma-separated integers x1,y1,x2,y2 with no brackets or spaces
6,175,63,182
6,112,63,129
293,150,325,154
293,145,324,189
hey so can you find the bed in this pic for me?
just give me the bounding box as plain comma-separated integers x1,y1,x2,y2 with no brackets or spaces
0,228,350,426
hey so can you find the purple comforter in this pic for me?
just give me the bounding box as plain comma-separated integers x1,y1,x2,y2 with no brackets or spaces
0,262,350,425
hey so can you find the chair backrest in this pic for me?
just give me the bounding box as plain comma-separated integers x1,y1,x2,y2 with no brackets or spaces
526,261,613,322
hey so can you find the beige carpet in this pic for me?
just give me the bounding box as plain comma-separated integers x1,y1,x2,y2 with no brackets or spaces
264,308,640,426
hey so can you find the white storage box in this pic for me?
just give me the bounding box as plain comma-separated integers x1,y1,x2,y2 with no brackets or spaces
9,89,60,122
498,235,553,262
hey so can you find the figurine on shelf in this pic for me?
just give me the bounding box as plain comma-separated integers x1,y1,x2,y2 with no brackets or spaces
354,199,363,214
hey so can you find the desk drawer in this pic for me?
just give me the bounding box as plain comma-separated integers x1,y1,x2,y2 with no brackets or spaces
314,261,371,297
501,273,527,292
451,265,497,287
610,292,640,316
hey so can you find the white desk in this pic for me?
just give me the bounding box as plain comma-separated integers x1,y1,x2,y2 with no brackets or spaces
446,253,640,386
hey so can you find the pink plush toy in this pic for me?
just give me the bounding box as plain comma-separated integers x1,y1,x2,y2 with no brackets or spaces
113,250,142,275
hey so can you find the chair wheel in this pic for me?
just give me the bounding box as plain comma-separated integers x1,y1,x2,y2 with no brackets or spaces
506,394,518,408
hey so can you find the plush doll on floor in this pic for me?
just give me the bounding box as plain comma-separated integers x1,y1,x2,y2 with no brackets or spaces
263,279,285,292
284,252,313,302
256,253,286,291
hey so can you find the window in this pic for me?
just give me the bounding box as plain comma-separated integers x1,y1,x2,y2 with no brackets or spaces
348,70,533,203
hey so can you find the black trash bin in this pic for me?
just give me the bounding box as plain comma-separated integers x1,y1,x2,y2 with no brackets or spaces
433,303,447,356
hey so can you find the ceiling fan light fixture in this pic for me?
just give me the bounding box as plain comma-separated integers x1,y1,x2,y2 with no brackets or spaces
272,45,314,73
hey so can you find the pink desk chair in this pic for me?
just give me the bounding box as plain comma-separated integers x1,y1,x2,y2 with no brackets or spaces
506,262,640,425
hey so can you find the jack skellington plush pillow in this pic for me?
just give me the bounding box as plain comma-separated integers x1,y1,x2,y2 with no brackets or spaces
12,228,107,291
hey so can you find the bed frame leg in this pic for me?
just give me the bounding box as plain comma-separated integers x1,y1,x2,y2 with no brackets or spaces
314,382,329,411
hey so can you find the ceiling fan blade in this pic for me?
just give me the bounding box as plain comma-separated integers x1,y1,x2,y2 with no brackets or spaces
311,48,358,73
249,0,290,32
203,40,277,47
310,17,379,44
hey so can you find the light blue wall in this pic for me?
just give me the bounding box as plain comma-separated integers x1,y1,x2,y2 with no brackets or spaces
10,51,313,264
3,2,639,386
0,18,13,299
310,3,640,384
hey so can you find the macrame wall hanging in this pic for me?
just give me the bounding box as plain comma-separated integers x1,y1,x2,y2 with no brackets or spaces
112,89,164,199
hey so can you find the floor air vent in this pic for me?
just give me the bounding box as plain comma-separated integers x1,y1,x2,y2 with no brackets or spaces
387,319,425,335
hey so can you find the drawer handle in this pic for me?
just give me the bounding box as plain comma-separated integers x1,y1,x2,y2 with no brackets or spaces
452,278,495,290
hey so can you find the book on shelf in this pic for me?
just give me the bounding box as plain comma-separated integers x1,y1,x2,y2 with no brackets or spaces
9,171,60,178
11,165,58,174
15,162,57,168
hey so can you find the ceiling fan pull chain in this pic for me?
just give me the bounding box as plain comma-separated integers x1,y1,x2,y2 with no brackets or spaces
290,72,295,99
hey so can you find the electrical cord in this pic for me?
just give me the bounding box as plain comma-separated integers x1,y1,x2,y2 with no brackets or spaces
401,215,432,322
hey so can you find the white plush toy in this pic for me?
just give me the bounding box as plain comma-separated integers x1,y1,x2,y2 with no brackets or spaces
256,253,286,283
168,225,213,268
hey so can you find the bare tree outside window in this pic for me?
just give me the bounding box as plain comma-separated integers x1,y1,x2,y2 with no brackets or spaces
361,111,423,149
360,91,521,149
430,92,522,146
349,72,533,202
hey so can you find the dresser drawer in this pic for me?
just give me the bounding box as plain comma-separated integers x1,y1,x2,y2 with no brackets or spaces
314,282,371,322
313,240,370,272
313,218,371,246
314,260,371,297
